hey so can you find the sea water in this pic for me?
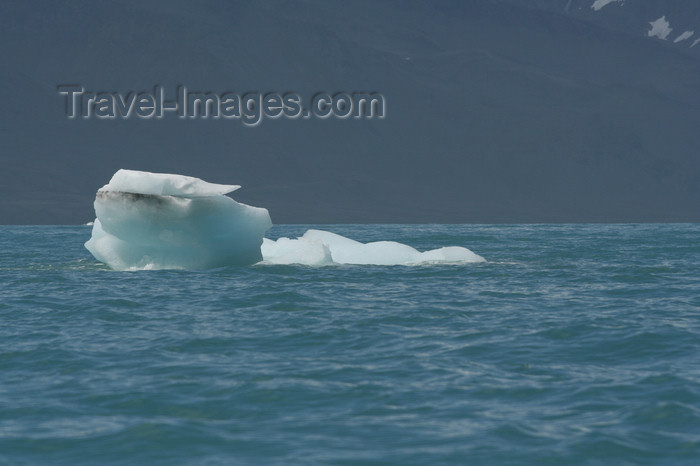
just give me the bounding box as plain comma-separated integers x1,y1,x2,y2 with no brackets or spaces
1,224,699,464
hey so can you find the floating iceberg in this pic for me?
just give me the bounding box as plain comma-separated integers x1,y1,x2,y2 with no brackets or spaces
85,170,485,270
261,229,485,266
85,169,272,270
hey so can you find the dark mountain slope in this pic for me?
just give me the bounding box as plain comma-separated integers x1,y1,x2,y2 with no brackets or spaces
1,0,698,223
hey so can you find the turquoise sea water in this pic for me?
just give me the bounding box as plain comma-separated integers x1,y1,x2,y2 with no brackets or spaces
1,224,699,464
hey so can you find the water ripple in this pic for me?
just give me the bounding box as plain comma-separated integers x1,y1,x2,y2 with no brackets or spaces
1,224,699,464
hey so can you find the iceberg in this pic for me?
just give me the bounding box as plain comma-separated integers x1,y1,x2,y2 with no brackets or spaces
85,169,272,270
261,229,485,266
85,170,485,270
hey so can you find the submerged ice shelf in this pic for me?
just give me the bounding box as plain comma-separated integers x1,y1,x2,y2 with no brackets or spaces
262,229,485,266
85,170,485,270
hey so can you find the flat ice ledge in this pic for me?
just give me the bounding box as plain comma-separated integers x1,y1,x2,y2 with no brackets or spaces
101,169,241,197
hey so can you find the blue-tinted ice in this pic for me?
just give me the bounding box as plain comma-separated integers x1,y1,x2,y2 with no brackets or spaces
85,170,484,270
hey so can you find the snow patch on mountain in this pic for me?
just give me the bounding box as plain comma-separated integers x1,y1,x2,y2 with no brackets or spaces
648,16,672,40
674,31,694,43
591,0,624,12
